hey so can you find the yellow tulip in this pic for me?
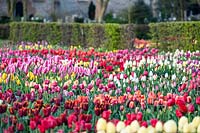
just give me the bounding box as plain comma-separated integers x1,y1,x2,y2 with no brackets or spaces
178,116,188,132
2,73,7,80
106,122,116,133
16,79,21,85
116,121,125,132
164,120,177,133
96,118,107,131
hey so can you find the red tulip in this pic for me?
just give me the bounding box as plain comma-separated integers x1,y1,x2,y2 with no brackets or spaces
176,109,183,118
102,110,111,121
17,123,24,131
150,118,158,127
136,112,143,121
30,120,37,130
85,123,92,131
167,98,175,106
67,113,77,128
187,104,195,113
196,96,200,105
38,124,46,133
141,121,148,128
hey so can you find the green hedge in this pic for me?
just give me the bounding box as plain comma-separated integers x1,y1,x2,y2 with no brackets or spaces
0,24,9,39
149,22,200,51
9,22,136,50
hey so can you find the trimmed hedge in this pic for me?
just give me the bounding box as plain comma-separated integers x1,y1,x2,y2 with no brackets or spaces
9,22,136,50
0,24,9,39
149,22,200,51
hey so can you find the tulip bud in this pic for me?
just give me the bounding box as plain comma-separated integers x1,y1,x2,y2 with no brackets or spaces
106,122,116,133
116,121,125,132
96,118,107,131
164,120,177,133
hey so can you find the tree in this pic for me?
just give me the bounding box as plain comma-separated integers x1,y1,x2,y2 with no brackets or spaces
95,0,109,23
130,0,152,24
88,1,96,20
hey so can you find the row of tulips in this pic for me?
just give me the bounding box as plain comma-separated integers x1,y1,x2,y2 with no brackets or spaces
96,115,200,133
0,41,199,132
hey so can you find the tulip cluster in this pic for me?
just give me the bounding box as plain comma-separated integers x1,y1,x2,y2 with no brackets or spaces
0,41,199,132
96,115,200,133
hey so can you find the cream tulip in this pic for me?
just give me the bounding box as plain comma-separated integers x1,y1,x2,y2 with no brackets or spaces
116,121,125,132
138,126,147,133
192,116,200,128
188,123,196,133
178,116,188,132
197,124,200,133
155,121,163,132
106,122,116,133
164,120,177,133
130,120,140,133
96,118,107,131
120,125,132,133
147,125,156,133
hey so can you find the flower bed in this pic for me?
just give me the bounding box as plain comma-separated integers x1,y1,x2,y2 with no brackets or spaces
0,42,200,132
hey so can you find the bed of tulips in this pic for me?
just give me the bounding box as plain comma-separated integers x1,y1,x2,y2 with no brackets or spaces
0,41,200,133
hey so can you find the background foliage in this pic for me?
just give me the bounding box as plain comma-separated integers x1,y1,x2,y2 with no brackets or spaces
149,21,200,51
9,22,135,50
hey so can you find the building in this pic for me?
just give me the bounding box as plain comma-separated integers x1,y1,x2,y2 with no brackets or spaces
0,0,155,22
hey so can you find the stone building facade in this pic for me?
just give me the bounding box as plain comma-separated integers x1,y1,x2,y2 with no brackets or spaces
0,0,156,22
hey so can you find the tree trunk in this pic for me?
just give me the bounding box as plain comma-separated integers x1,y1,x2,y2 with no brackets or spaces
23,0,27,21
95,0,109,23
6,0,15,20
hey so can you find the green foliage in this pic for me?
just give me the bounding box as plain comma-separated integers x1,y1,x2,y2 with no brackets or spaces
9,22,135,50
104,13,128,24
149,21,200,51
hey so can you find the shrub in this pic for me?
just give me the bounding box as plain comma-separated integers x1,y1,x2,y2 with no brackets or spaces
9,22,135,50
0,24,10,39
149,22,200,51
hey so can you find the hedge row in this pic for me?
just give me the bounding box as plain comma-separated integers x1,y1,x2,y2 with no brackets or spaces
0,24,9,39
149,22,200,51
9,22,137,50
